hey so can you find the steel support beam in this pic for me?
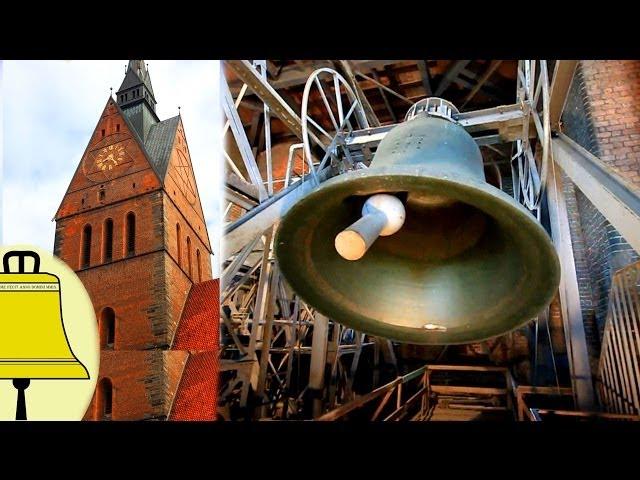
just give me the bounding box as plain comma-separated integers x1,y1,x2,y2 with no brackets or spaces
549,61,579,131
226,60,306,140
223,168,333,258
309,312,330,418
225,171,259,199
226,60,325,150
225,185,258,211
552,133,640,254
337,60,381,127
344,104,528,150
256,262,280,418
546,159,595,410
222,77,268,202
454,103,527,130
240,229,274,408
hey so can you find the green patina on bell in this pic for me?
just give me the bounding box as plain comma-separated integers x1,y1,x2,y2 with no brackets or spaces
275,100,560,345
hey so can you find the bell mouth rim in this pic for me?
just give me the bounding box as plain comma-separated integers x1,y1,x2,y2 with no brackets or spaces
276,166,560,345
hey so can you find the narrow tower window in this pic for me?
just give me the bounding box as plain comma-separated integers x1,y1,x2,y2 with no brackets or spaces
125,212,136,257
81,224,92,268
100,307,116,349
102,218,113,263
97,378,113,420
186,236,192,277
176,223,182,264
101,129,105,138
116,124,120,133
196,249,202,282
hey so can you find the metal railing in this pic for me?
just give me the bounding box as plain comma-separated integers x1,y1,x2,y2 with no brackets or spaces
317,365,428,421
597,261,640,415
317,364,515,421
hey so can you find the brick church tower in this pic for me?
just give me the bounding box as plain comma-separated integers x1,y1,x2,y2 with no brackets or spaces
53,60,218,420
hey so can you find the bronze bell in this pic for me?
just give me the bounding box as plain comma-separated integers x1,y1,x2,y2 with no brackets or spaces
275,99,560,345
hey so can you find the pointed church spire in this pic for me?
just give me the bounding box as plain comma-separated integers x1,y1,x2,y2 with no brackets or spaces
128,60,147,77
117,60,156,106
116,60,159,142
125,61,155,95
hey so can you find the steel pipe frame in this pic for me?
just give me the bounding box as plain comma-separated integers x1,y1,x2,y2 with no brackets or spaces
222,75,269,202
224,185,258,212
222,232,371,420
336,60,381,128
225,60,324,150
345,102,529,147
549,61,579,131
222,271,373,418
546,159,596,410
552,133,640,254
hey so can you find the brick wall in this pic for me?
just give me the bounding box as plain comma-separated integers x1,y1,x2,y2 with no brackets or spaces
84,350,164,420
163,194,212,283
55,191,164,270
581,60,640,186
84,350,191,421
561,61,640,370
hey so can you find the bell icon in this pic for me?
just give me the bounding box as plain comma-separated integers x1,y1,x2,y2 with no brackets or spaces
0,251,89,420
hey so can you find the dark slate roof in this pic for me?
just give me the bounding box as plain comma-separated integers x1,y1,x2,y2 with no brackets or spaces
117,60,155,98
144,115,180,179
118,68,143,92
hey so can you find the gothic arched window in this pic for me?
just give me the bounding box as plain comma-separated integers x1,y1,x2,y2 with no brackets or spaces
97,378,113,420
103,218,113,263
196,249,202,282
100,307,116,349
125,212,136,257
81,224,92,268
176,223,182,265
186,236,192,277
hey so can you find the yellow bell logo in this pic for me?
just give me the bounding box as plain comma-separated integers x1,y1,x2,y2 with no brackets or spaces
0,250,90,420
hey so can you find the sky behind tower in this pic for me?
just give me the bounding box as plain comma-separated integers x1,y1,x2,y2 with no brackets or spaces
1,60,221,276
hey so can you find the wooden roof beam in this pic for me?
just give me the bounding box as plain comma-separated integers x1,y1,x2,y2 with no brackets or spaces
435,60,471,96
370,69,397,123
417,60,433,96
461,60,503,109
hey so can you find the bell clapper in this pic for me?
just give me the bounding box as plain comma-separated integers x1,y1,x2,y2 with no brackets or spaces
13,378,30,420
335,194,406,261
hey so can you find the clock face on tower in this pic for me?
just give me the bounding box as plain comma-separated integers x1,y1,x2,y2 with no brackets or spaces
82,135,134,182
96,144,125,172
